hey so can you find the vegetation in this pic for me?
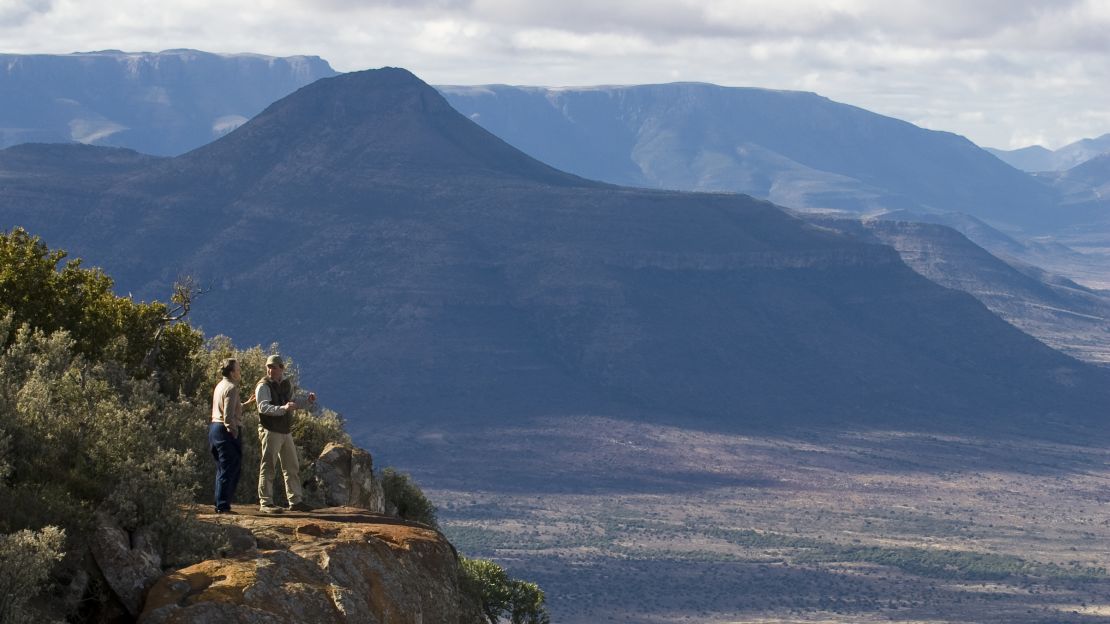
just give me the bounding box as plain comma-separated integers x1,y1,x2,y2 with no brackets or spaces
0,226,203,397
0,227,549,621
706,527,1107,581
0,526,65,624
380,466,439,528
460,555,550,624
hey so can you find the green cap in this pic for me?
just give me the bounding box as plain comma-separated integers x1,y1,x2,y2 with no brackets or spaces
265,355,285,368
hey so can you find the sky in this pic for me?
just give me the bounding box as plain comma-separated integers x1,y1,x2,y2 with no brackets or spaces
2,0,1108,150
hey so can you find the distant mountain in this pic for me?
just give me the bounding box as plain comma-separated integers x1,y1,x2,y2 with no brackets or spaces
1049,152,1110,201
812,215,1110,365
1020,153,1110,250
987,133,1110,172
438,83,1058,232
2,67,1106,435
0,49,337,156
875,209,1110,290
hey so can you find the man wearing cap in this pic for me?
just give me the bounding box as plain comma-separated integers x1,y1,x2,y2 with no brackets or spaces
255,354,317,513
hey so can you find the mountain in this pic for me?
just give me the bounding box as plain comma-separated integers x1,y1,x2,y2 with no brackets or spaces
2,67,1107,435
811,215,1110,364
0,49,337,156
988,133,1110,172
880,209,1110,291
437,83,1058,232
1047,152,1110,203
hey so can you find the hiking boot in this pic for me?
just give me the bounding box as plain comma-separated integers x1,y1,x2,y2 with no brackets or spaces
259,504,285,514
215,508,238,515
288,502,313,512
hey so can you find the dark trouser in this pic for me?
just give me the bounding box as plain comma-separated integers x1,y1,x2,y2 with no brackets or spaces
209,422,242,511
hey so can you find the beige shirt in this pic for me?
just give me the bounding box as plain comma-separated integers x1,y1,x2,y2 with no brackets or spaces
211,377,242,435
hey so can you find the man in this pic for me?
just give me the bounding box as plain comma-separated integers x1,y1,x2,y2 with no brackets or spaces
256,354,317,513
210,358,253,513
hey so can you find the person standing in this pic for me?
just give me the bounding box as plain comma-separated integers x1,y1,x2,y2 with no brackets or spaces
256,354,317,513
210,358,252,513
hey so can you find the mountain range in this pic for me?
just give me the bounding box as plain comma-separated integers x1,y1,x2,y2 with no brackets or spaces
987,133,1110,172
0,49,337,156
1,67,1106,437
437,83,1060,233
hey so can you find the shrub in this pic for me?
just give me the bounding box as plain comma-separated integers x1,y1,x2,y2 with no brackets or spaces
0,526,65,624
0,321,210,559
0,227,203,391
459,555,550,624
380,467,438,528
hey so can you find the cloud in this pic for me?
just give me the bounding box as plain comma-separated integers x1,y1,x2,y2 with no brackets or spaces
0,0,53,26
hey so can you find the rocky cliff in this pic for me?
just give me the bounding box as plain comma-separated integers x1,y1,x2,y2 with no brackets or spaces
141,507,475,624
78,442,476,623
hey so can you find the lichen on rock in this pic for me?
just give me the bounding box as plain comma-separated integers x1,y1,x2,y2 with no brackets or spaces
139,507,477,624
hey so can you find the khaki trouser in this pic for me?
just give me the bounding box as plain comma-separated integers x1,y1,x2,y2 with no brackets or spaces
257,427,303,506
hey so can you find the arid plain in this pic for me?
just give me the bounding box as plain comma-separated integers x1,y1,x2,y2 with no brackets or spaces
384,416,1110,623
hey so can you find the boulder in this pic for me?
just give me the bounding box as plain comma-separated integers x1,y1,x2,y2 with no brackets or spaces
140,507,475,623
307,443,385,513
89,512,163,616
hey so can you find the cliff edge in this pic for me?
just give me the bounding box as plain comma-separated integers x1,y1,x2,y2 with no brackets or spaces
140,507,477,623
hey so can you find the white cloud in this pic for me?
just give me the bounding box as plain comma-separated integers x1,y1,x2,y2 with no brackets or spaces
1,0,1109,148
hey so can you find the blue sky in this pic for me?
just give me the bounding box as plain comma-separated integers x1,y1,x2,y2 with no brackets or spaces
2,0,1108,149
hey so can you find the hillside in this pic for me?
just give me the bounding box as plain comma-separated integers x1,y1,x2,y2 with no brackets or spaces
1,67,1107,434
438,82,1057,231
0,49,337,156
810,215,1110,364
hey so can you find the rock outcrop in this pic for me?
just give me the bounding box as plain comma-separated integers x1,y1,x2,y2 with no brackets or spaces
140,507,476,623
305,443,386,512
90,512,164,616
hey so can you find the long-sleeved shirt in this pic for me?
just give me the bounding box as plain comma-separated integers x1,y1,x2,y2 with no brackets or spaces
210,377,242,436
255,377,309,433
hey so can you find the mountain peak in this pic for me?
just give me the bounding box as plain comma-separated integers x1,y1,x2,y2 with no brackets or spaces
180,66,588,191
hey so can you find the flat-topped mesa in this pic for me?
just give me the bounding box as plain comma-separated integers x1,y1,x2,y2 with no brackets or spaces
140,507,478,624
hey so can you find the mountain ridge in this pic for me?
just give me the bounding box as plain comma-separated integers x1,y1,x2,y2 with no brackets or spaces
438,82,1058,231
0,49,338,156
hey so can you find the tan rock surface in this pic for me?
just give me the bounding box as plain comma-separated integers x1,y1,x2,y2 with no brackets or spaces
140,506,472,624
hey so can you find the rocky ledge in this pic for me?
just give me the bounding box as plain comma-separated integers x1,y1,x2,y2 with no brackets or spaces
139,507,477,624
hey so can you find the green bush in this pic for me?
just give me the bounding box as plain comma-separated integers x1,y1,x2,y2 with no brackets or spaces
0,526,65,624
459,555,550,624
0,227,204,396
0,320,209,557
380,467,438,528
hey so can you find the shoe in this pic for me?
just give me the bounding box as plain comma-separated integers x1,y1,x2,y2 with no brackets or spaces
259,504,285,514
215,508,238,515
288,502,313,512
